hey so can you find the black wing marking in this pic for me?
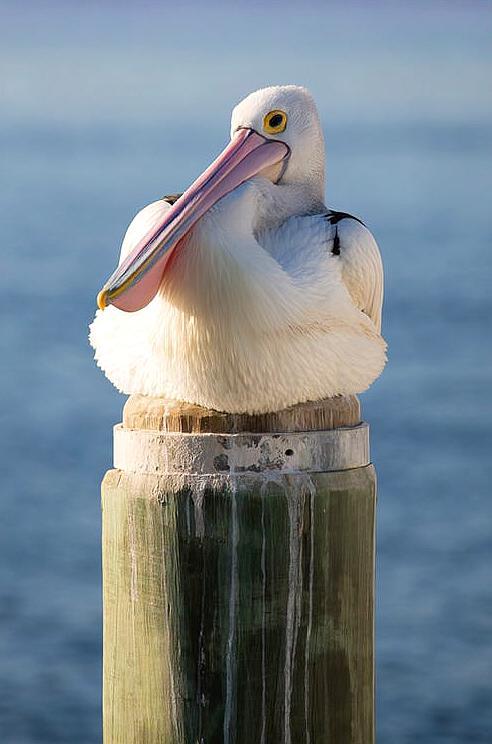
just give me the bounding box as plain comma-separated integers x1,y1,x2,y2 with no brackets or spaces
332,225,341,255
322,210,383,332
324,210,366,227
162,193,183,205
324,210,366,256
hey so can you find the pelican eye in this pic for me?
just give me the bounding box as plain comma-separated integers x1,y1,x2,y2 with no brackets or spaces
263,110,288,135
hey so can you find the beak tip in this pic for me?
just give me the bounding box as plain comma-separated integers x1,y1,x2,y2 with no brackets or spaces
97,289,108,311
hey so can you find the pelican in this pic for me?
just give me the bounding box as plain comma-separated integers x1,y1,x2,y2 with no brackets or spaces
90,85,386,414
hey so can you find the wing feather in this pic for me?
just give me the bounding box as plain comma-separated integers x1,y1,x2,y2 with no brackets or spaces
325,211,384,332
118,195,178,264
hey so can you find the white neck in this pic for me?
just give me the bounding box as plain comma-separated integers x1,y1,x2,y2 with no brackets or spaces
159,177,324,330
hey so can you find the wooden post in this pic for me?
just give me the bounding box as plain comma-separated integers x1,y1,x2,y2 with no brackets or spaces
101,394,376,744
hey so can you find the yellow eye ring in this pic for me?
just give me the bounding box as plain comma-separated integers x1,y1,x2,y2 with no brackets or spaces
263,109,288,135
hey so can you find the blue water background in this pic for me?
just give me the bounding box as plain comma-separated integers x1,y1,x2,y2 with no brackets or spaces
1,1,491,741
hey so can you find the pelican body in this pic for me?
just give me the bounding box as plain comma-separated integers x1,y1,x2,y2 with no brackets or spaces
90,86,386,413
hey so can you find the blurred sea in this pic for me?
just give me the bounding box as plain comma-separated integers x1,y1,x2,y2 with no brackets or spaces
1,1,491,742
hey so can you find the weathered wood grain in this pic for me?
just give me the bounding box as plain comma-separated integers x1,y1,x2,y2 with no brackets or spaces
123,393,361,433
102,395,375,744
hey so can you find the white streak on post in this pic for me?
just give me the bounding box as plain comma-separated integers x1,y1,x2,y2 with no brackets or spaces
260,481,267,744
224,479,239,743
128,509,139,603
192,483,206,539
197,563,207,739
186,494,192,536
304,478,316,744
292,486,304,674
283,480,304,744
159,506,179,740
127,507,138,665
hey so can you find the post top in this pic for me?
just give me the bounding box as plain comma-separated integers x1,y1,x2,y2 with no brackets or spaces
123,394,361,434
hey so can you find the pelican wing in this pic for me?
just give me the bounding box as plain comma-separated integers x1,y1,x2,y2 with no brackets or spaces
324,211,384,333
118,195,181,264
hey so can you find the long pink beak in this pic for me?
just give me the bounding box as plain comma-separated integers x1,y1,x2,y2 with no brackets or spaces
97,128,290,312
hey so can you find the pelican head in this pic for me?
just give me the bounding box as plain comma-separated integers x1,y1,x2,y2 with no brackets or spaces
97,85,325,313
230,85,325,198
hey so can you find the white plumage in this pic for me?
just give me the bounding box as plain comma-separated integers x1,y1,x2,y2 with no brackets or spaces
90,85,386,413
